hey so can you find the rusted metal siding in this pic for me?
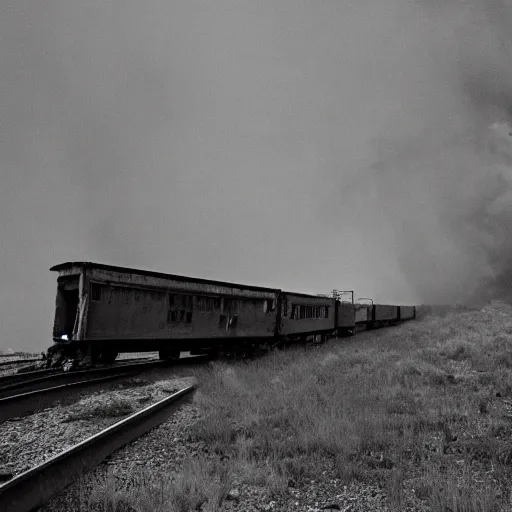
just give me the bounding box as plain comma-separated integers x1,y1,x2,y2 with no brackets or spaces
337,303,355,328
83,274,278,341
279,293,335,336
373,305,398,322
399,306,415,320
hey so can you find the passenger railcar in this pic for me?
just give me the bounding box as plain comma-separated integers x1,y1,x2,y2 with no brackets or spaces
279,292,336,343
51,262,280,362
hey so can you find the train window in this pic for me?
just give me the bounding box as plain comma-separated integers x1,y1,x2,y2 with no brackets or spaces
324,306,329,318
168,293,193,324
282,296,288,316
90,283,101,302
263,298,277,314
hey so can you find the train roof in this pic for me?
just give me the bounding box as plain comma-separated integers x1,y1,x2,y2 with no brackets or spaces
280,290,337,300
50,261,281,293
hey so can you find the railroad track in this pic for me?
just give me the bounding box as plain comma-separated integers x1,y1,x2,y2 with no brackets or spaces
0,358,41,368
0,358,173,396
0,384,196,512
0,356,167,387
0,355,208,422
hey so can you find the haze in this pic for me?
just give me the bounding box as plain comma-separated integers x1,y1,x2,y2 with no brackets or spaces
1,0,512,352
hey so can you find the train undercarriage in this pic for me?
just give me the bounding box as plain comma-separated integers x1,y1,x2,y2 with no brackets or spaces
45,328,358,369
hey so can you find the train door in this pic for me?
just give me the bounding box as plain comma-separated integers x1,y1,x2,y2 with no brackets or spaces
53,276,79,340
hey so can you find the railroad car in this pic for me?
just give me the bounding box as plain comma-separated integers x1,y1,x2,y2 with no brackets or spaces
51,262,280,362
369,304,399,328
279,292,336,343
354,304,372,328
399,305,416,321
336,302,357,336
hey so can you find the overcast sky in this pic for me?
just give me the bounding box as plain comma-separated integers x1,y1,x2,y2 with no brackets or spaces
1,0,512,352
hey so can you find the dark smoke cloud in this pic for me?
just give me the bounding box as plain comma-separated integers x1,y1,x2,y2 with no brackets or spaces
347,0,512,304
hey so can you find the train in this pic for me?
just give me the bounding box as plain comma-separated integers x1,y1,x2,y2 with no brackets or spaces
49,261,416,364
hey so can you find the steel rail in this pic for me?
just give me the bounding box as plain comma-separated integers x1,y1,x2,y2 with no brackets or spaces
0,384,196,512
0,367,60,387
0,358,162,388
0,358,159,387
0,359,172,398
0,372,136,422
0,358,41,368
0,355,206,395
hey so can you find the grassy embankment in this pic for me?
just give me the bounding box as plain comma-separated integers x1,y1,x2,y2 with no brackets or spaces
89,302,512,511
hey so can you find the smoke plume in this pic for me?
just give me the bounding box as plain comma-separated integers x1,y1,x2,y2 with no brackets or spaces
352,0,512,304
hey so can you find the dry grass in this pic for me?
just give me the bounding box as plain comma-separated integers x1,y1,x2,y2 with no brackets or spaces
83,459,231,512
188,301,512,509
90,301,512,510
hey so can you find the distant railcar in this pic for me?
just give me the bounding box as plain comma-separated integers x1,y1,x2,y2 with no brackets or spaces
370,304,399,328
399,305,416,321
354,304,371,325
279,292,336,342
337,302,356,335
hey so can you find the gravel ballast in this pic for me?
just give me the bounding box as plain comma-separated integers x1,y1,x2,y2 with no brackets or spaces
0,376,193,478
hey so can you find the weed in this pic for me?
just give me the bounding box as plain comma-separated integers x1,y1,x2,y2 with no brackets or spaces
87,459,232,512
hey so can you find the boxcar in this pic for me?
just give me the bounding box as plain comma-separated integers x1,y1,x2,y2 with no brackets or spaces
370,304,399,327
51,262,280,361
279,292,336,341
336,302,356,335
354,304,370,324
399,305,416,321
